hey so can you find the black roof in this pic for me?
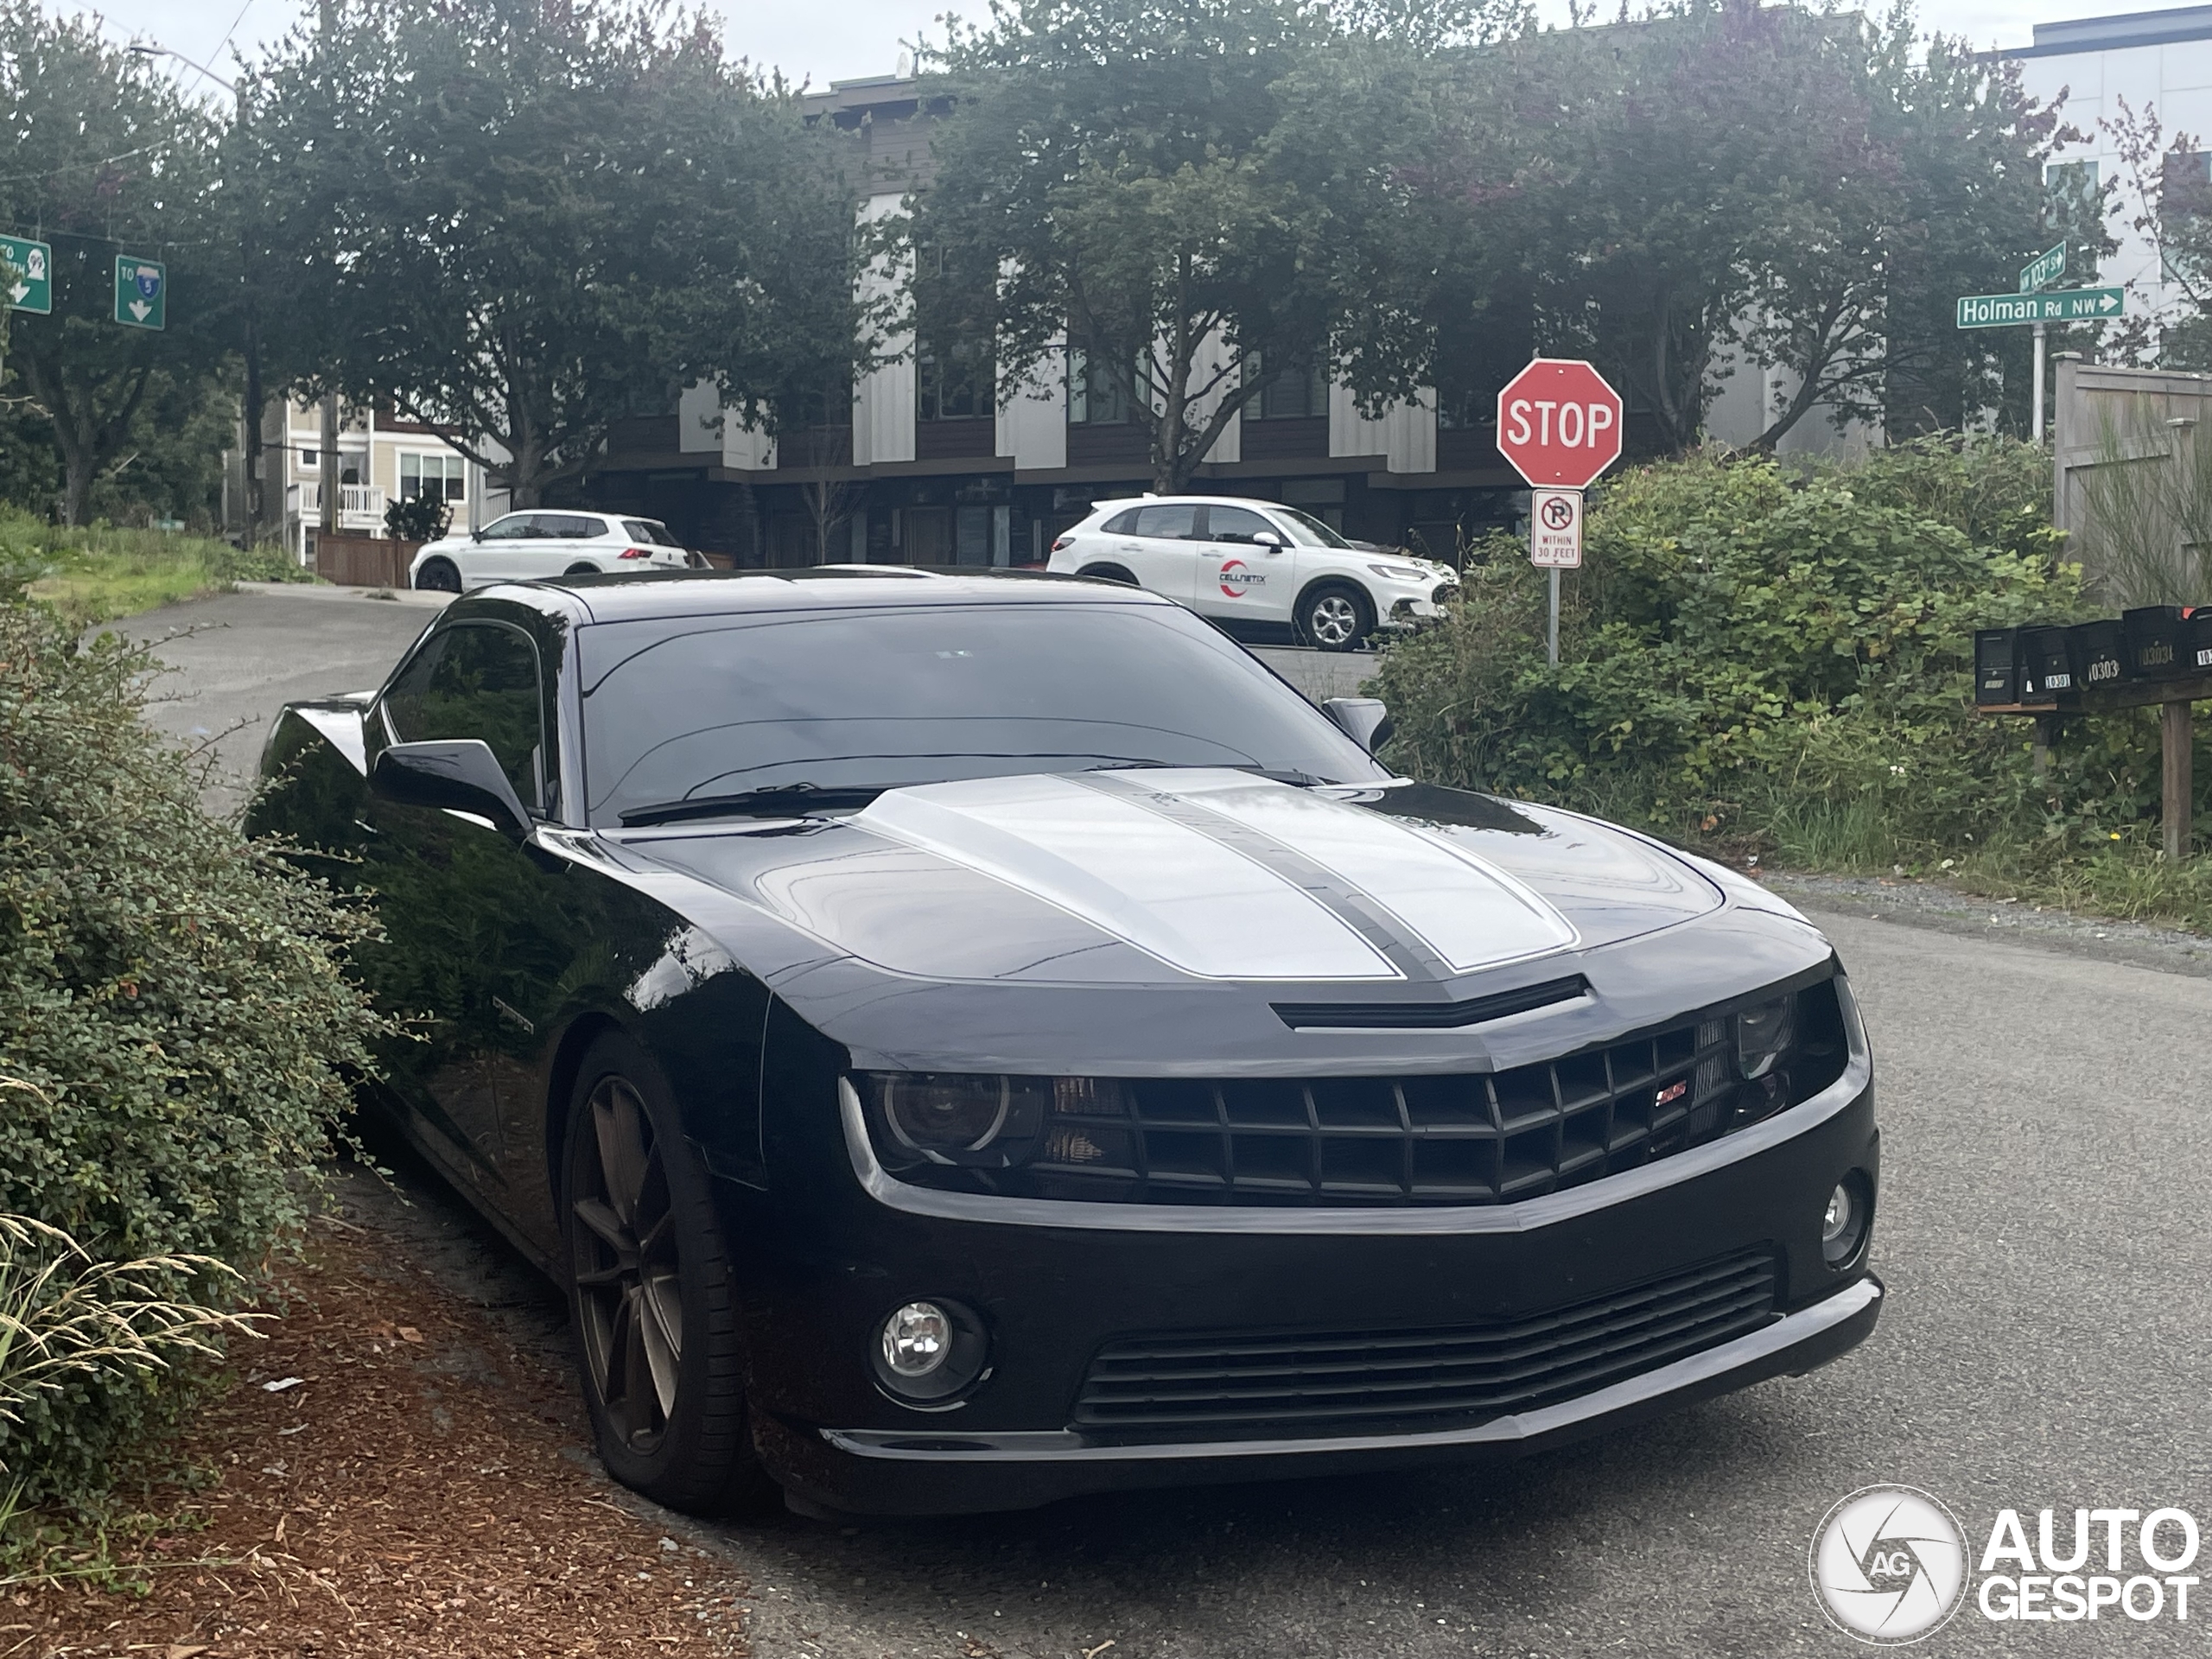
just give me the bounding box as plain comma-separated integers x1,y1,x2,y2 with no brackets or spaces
469,565,1166,626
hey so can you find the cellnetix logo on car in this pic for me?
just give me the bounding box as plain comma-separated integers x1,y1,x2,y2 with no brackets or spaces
1217,558,1266,599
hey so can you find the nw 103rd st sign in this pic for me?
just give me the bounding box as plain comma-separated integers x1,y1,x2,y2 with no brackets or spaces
1956,287,2124,328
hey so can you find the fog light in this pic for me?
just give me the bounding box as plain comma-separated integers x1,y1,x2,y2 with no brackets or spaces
871,1298,989,1405
880,1302,950,1377
1821,1175,1871,1268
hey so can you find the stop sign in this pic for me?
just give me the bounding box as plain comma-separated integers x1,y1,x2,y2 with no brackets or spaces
1495,358,1624,490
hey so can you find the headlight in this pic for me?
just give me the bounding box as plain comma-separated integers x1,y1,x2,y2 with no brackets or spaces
1735,996,1796,1080
866,1073,1047,1167
1367,562,1429,582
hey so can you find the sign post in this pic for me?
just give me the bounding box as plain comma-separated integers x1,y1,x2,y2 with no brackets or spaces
2013,245,2068,443
1496,357,1623,666
1529,489,1585,666
113,255,166,330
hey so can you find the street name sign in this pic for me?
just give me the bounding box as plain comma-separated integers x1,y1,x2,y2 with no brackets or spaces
1496,357,1624,489
1530,489,1584,569
114,255,166,330
0,235,51,315
1956,287,2124,328
2019,244,2066,293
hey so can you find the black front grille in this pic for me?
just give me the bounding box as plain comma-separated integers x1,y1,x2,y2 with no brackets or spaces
867,976,1849,1208
1073,1249,1778,1435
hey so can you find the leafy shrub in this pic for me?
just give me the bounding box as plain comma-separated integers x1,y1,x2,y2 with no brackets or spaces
384,493,450,543
0,597,384,1500
1370,439,2087,859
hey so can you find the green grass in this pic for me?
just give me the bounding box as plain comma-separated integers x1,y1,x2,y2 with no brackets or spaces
0,510,315,625
1750,797,2212,936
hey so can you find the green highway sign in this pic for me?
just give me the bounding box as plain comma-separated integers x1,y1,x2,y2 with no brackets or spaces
2019,243,2066,293
0,234,51,315
113,255,165,330
1956,286,2125,328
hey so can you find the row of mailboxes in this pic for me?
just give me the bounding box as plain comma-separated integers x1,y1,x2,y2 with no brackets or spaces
1974,609,2210,706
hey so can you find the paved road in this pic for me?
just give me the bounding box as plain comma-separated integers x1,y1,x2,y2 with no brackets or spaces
114,582,447,815
124,586,2212,1656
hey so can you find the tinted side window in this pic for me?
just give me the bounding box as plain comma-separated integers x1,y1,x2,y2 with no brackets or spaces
478,515,531,541
383,623,544,808
1130,504,1198,540
553,514,607,538
1102,509,1141,535
1205,505,1274,543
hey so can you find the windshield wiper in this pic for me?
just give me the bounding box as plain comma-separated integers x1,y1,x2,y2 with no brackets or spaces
1086,762,1332,788
618,783,887,827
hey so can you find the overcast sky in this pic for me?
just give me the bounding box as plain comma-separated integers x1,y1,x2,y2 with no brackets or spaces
64,0,2145,99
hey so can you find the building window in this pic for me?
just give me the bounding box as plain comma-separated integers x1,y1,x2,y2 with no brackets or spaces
401,452,466,503
1245,351,1327,420
298,448,318,469
2044,160,2104,285
1067,348,1132,425
918,339,990,423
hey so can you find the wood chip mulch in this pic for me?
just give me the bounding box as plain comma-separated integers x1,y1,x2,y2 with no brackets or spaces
14,1215,752,1658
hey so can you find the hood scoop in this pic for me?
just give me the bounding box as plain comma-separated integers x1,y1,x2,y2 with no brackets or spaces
854,770,1579,984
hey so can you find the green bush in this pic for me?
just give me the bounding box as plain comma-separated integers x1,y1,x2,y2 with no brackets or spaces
0,597,385,1501
1370,439,2087,861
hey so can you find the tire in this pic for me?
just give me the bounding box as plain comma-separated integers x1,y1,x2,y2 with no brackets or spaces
564,562,601,576
1298,582,1374,652
561,1032,777,1516
413,557,461,594
1076,563,1139,587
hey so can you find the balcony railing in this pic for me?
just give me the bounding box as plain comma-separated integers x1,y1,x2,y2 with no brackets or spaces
292,482,388,532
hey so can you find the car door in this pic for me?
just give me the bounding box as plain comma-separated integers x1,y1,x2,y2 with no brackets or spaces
548,513,613,575
1192,503,1296,625
467,512,548,586
364,617,555,1204
1103,502,1199,601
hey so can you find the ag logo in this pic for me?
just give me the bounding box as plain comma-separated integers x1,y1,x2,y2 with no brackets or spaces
1810,1485,1967,1644
1218,558,1265,599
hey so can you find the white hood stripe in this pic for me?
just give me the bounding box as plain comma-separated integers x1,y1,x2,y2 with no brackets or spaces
857,774,1400,982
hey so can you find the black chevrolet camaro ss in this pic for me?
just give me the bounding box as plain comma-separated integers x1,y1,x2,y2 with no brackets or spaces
248,568,1881,1517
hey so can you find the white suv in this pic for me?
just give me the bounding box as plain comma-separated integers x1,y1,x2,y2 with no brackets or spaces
409,511,702,592
1045,495,1456,651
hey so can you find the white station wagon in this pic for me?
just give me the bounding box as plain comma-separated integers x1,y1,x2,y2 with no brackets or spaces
410,511,702,593
1045,494,1457,651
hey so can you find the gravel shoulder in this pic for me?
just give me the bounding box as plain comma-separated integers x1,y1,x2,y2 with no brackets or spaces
1763,869,2212,978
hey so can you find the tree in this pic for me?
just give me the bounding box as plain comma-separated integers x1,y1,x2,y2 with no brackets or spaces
915,0,1512,495
1418,3,2063,453
254,0,860,508
0,5,226,524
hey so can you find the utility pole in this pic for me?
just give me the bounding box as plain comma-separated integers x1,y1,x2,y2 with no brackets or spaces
315,0,339,566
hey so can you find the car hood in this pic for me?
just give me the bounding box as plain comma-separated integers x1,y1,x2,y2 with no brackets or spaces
588,771,1831,1073
614,770,1719,989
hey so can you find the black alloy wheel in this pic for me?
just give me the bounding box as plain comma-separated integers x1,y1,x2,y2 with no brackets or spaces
1299,582,1373,652
414,557,461,593
562,1033,774,1514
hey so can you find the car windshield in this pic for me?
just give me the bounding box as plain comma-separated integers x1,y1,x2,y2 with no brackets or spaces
1272,506,1353,550
576,601,1389,826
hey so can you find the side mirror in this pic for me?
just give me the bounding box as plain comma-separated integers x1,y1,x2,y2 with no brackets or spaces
1253,530,1285,548
370,740,532,841
470,527,484,542
1322,696,1393,753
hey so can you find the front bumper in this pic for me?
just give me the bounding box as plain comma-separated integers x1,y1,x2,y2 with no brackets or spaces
728,1045,1881,1516
776,1274,1879,1516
